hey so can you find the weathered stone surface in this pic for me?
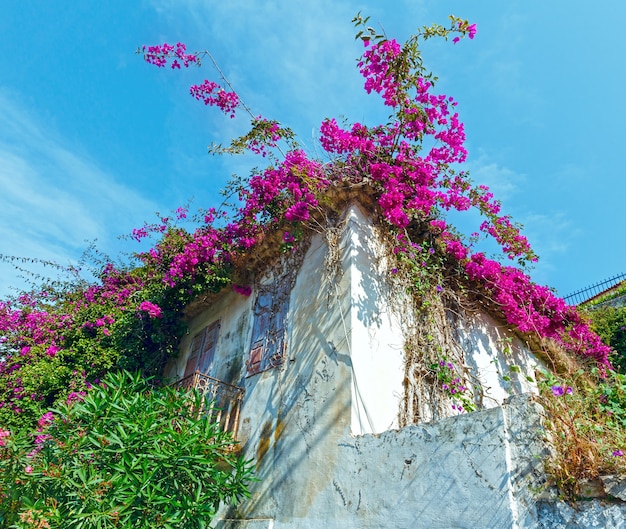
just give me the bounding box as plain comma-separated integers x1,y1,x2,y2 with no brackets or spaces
534,499,626,528
601,475,626,502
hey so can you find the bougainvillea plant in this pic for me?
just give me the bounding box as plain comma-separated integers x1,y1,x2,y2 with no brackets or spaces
136,15,610,366
0,14,612,438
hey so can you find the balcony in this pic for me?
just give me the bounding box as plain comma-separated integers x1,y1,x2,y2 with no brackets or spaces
172,371,244,436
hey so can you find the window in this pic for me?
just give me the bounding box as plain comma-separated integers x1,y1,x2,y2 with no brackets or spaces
175,319,243,436
184,320,220,378
247,280,290,376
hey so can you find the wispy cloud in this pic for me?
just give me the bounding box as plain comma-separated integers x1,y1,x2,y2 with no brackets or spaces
0,91,159,295
467,153,526,202
149,0,372,141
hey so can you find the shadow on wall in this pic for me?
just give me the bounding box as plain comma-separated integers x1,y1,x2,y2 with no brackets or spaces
223,232,354,520
459,311,540,409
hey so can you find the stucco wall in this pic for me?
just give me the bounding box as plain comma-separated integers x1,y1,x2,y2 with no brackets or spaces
169,202,592,528
218,395,550,529
343,205,405,434
457,311,541,409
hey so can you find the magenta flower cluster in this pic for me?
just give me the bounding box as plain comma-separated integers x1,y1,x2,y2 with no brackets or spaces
439,361,469,395
134,31,609,371
190,80,239,118
0,263,164,418
0,20,613,425
142,42,197,69
464,253,611,365
453,21,477,44
138,301,163,318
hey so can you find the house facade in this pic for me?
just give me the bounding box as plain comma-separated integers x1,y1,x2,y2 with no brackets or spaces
163,203,604,528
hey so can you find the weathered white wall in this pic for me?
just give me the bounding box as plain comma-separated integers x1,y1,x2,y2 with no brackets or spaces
457,311,542,409
170,201,606,528
166,285,253,388
344,205,405,434
217,395,550,529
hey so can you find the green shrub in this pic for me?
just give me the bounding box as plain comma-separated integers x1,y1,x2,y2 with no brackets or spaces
0,371,254,529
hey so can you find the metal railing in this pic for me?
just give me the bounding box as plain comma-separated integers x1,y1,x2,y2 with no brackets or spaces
172,371,244,436
563,273,626,306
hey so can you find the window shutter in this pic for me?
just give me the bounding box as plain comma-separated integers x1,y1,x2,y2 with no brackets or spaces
248,344,264,375
247,280,291,375
248,292,272,375
185,320,220,378
197,320,219,374
184,332,204,378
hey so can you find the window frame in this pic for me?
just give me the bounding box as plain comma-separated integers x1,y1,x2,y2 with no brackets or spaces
246,279,291,376
184,319,220,378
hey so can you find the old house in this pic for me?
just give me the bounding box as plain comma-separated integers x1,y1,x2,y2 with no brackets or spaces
163,201,623,528
163,200,546,528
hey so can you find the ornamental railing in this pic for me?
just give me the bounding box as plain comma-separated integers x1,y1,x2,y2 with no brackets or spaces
172,371,244,437
563,273,626,306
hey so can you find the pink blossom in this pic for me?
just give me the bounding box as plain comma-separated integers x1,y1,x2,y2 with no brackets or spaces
66,391,85,404
38,411,54,429
189,80,239,118
45,345,59,358
138,301,163,318
232,284,252,297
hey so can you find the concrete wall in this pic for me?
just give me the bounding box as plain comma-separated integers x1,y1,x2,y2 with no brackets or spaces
457,311,541,410
343,205,405,434
217,395,550,529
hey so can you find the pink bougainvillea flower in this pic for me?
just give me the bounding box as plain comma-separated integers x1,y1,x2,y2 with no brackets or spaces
0,429,9,447
233,284,252,297
138,301,163,318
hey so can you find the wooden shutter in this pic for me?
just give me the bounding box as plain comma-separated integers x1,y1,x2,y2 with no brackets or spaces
197,320,219,374
247,281,291,375
247,291,272,376
267,283,290,368
184,331,204,378
184,320,220,378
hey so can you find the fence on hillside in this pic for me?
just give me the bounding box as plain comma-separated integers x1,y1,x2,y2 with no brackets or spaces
563,273,626,306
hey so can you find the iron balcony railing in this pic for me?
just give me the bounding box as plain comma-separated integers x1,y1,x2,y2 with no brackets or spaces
563,273,626,306
172,371,244,437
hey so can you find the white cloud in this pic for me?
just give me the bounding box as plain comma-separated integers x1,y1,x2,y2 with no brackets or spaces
0,91,160,296
466,153,525,201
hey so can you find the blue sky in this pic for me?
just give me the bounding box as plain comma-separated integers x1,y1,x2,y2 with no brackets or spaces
1,0,624,300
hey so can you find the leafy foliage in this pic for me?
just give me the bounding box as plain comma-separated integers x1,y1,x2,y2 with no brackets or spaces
538,368,626,498
584,303,626,372
0,371,253,529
